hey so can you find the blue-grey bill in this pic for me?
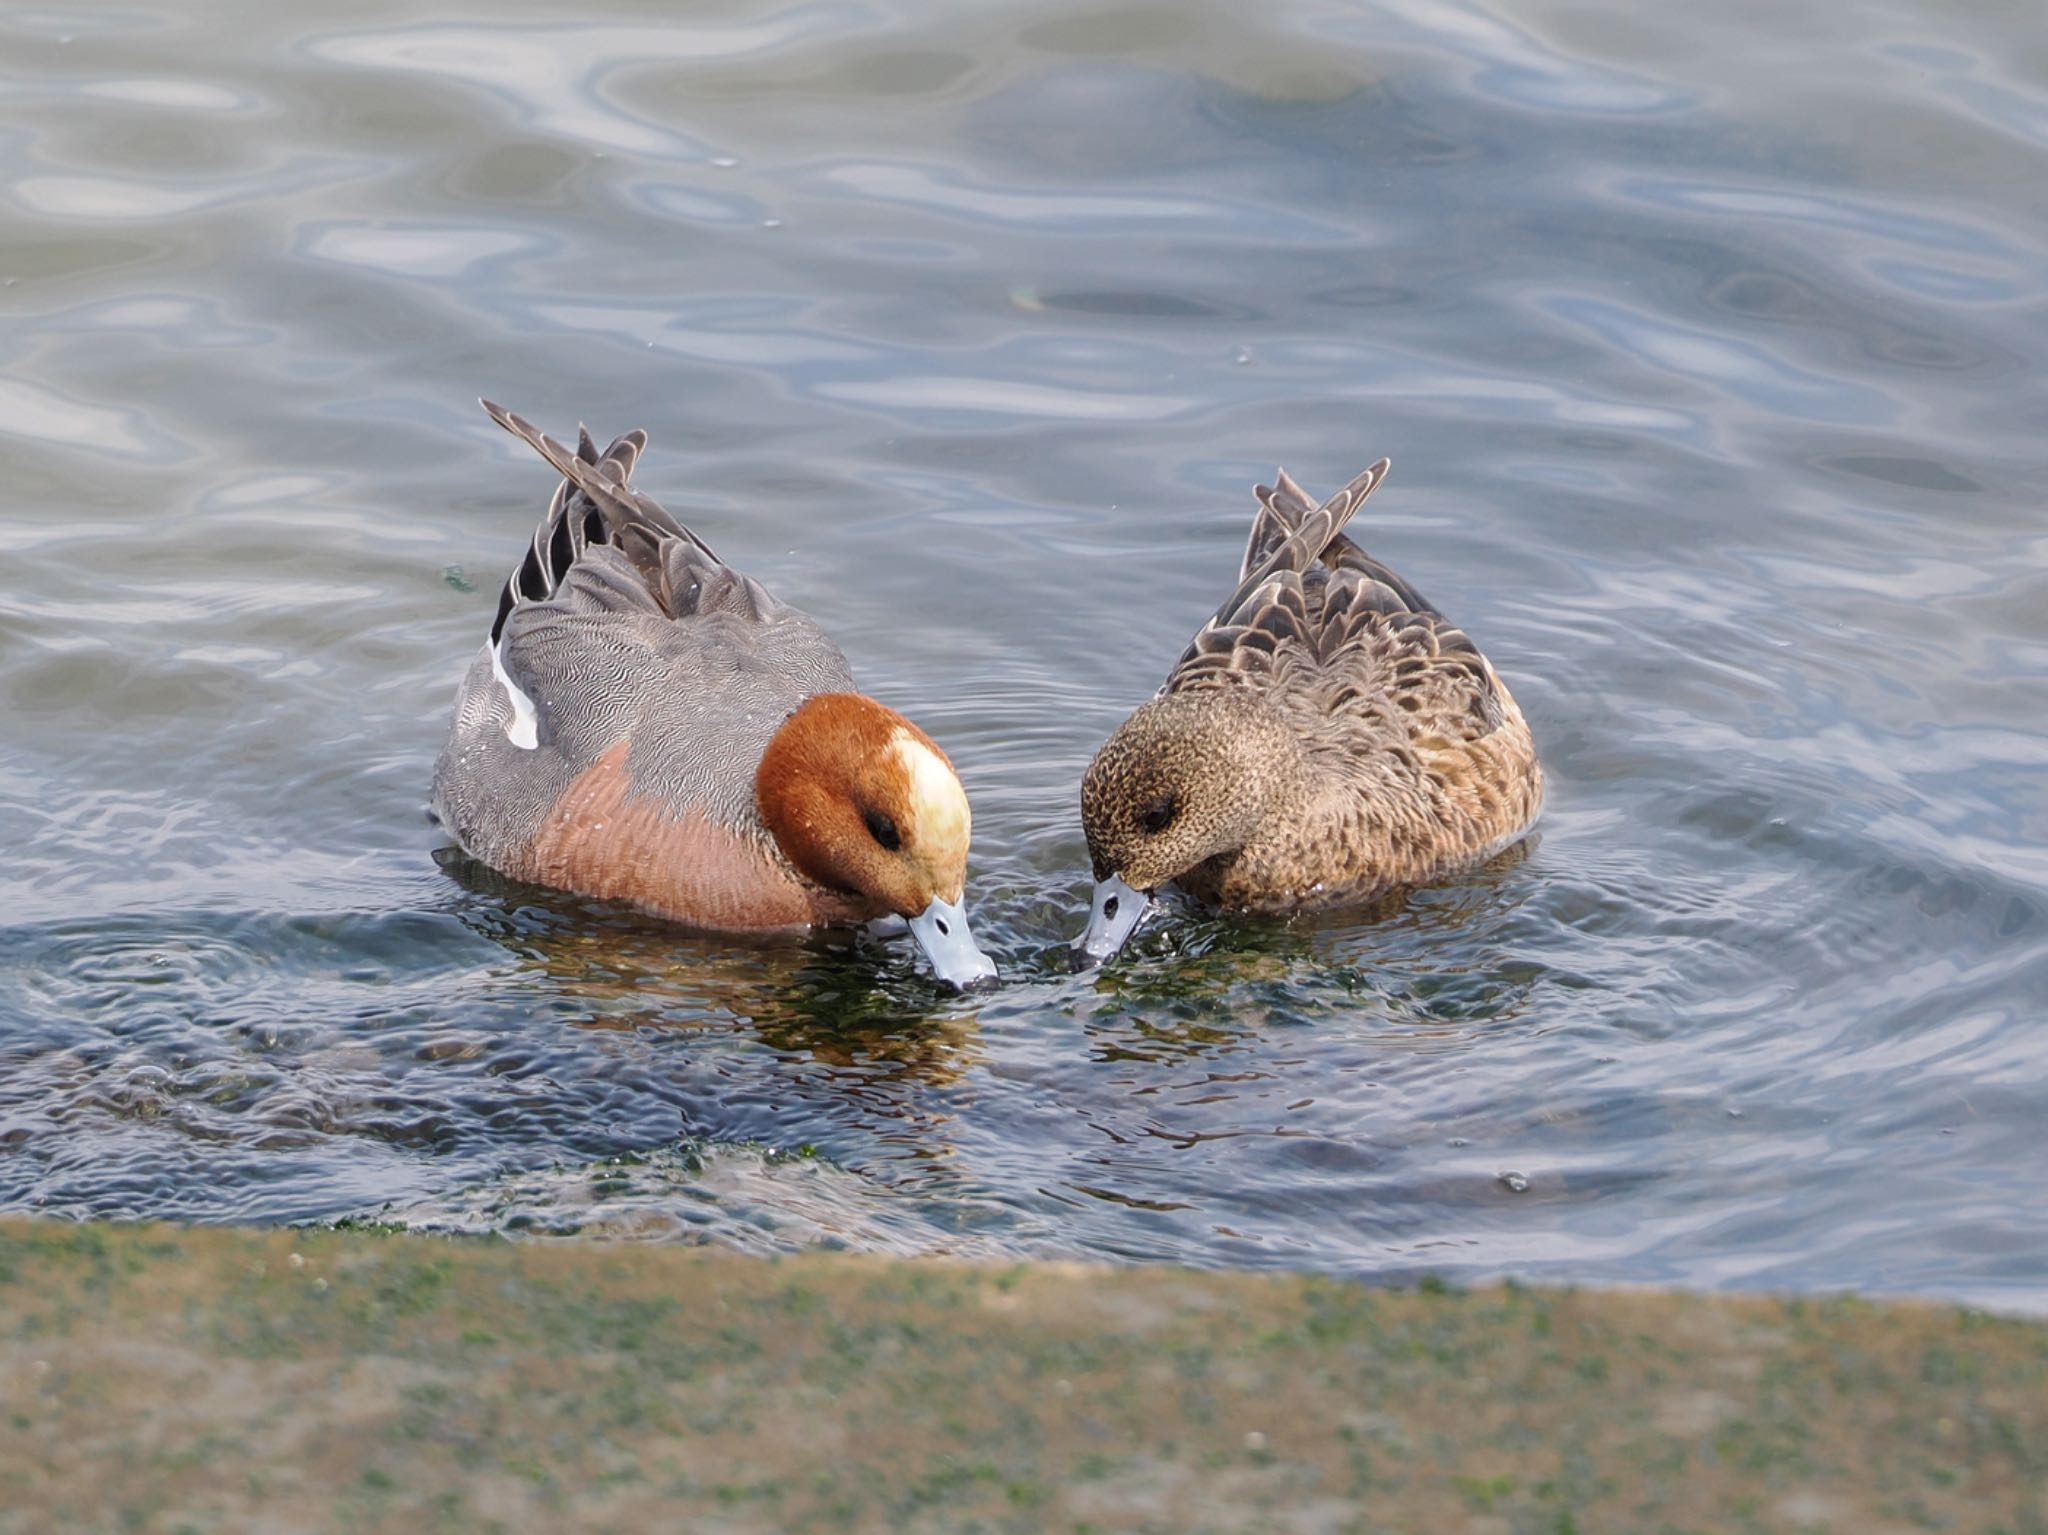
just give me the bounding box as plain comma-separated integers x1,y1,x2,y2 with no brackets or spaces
906,895,998,989
1072,873,1152,968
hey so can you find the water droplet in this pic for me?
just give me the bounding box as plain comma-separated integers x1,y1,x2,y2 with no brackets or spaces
1233,345,1254,365
761,218,783,229
1498,1171,1530,1193
709,156,739,169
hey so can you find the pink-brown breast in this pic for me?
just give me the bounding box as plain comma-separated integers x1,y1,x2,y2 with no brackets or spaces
510,740,842,931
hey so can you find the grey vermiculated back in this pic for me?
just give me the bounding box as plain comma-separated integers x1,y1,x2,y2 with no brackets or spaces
430,405,854,874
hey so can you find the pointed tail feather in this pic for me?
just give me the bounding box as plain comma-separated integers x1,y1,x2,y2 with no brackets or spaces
1240,470,1298,582
481,399,750,638
1200,459,1390,638
480,399,693,547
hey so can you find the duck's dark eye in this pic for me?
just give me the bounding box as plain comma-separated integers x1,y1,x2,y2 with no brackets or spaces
1139,796,1177,835
864,808,902,852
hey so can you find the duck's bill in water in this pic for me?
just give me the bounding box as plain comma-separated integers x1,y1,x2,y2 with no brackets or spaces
1071,873,1153,969
907,895,999,990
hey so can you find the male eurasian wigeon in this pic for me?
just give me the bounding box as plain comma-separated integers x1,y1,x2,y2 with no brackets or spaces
432,402,997,988
1073,460,1541,964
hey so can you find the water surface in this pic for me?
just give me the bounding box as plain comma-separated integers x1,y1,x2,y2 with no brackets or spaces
3,0,2045,1308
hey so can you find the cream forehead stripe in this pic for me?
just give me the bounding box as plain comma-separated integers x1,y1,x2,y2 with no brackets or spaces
888,730,970,849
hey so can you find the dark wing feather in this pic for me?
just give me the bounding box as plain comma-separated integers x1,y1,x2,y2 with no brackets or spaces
490,426,606,643
486,406,652,644
481,399,784,630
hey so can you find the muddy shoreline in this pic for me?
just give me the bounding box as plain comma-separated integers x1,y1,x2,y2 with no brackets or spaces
3,1217,2042,1533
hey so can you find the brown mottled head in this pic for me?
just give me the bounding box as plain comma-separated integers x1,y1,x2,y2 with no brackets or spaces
757,693,994,987
1074,690,1301,966
1080,690,1298,892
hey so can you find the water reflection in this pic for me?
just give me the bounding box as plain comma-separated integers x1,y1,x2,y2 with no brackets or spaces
456,903,991,1091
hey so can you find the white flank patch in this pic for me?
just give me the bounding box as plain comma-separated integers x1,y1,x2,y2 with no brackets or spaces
889,730,969,852
490,641,540,750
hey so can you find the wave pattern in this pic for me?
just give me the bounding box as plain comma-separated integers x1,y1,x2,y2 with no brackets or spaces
1,0,2044,1310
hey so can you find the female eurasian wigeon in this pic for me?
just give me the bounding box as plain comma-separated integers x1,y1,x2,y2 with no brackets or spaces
1073,460,1541,964
432,402,996,988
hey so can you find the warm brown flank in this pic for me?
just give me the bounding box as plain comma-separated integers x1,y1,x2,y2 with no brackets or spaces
520,740,821,930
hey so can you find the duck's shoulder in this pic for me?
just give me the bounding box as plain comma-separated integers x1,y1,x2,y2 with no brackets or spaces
500,550,850,713
1313,548,1510,745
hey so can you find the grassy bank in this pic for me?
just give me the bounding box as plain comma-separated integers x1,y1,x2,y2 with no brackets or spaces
1,1217,2042,1533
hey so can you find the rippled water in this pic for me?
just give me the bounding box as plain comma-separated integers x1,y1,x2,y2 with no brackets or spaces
3,0,2045,1309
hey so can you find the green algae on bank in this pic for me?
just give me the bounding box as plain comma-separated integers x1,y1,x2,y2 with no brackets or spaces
1,1217,2044,1535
